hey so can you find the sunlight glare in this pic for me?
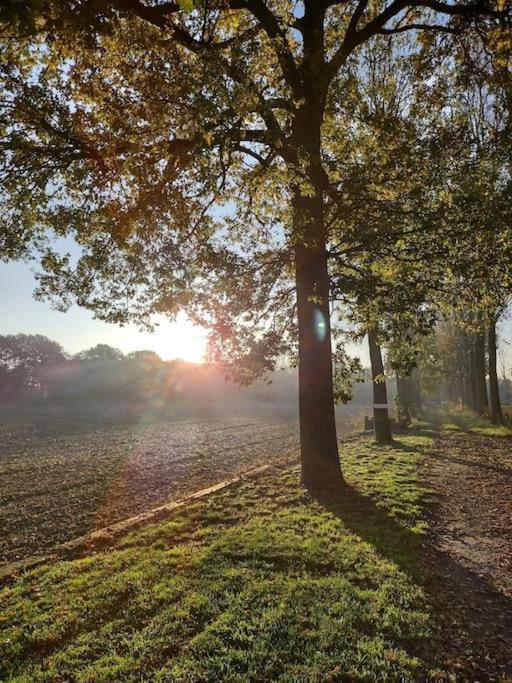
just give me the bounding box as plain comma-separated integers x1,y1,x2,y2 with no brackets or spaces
123,313,207,363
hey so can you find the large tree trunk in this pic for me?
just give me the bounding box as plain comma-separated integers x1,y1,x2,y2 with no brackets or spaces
295,241,343,490
368,330,393,444
290,44,344,492
291,116,343,490
474,332,488,415
488,318,504,426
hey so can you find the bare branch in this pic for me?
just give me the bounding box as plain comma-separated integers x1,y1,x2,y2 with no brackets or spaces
379,22,460,34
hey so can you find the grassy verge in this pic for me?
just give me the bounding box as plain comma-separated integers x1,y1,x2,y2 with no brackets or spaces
425,406,512,437
0,434,448,682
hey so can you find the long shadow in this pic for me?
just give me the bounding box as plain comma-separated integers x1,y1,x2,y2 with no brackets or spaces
425,409,512,439
422,448,512,477
400,421,512,475
316,483,425,577
313,480,512,681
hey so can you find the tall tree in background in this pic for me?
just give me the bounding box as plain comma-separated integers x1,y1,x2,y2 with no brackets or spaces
367,328,393,443
74,344,125,362
0,0,507,489
329,37,446,442
0,334,65,396
488,313,505,425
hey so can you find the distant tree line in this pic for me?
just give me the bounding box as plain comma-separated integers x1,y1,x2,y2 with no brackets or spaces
0,334,304,416
414,315,511,426
0,334,67,398
0,335,163,400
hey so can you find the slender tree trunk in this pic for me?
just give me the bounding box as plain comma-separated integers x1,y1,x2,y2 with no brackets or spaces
474,332,488,414
368,330,393,444
396,372,411,426
488,318,503,425
469,334,477,411
455,329,465,405
448,379,457,403
410,368,423,414
461,332,476,410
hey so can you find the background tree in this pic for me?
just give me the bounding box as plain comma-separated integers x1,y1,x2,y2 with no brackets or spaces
127,350,163,363
0,334,65,397
488,312,505,424
328,36,450,441
74,344,125,362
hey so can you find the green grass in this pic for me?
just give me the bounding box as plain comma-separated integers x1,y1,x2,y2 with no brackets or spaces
426,406,512,437
0,434,450,682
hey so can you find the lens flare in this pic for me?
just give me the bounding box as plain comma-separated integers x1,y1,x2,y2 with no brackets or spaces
314,308,327,342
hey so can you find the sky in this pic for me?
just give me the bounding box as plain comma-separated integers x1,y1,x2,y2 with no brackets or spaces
0,260,208,362
2,258,511,373
0,257,368,366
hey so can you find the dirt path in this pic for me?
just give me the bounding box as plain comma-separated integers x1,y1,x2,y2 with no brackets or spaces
423,430,512,681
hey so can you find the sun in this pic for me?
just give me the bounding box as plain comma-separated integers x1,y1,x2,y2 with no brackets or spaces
122,313,207,363
167,317,207,363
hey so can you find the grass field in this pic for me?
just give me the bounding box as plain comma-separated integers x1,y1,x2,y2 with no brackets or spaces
0,433,446,682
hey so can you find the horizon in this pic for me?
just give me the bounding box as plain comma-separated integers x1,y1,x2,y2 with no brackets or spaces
1,259,375,367
3,258,511,374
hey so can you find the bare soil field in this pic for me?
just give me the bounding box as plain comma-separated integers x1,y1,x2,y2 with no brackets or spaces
0,415,296,563
0,408,362,563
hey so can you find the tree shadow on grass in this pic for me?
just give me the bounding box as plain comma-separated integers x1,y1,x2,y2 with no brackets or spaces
314,481,512,681
423,448,512,477
396,433,511,477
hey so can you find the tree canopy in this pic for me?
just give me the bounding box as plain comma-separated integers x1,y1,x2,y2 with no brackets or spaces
74,344,125,362
1,0,510,488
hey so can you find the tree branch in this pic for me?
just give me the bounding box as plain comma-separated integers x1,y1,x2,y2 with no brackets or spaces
328,0,501,80
112,0,180,28
379,22,460,34
111,1,302,99
232,144,269,165
414,0,500,17
230,0,302,96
